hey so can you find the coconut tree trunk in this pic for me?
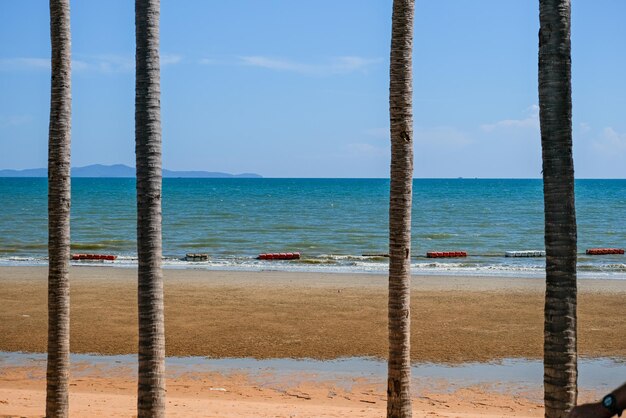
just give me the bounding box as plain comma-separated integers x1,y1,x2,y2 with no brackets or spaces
387,0,415,417
135,0,166,416
46,0,72,416
538,1,578,417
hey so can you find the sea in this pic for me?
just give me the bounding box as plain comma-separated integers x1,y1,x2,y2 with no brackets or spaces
0,178,624,279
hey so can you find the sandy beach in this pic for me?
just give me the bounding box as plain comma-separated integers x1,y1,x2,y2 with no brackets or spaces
1,266,625,416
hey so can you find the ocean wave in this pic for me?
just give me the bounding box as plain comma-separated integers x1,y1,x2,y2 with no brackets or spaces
184,242,221,249
317,254,372,261
579,263,626,272
72,239,135,249
298,259,340,265
0,243,47,251
0,253,625,279
71,243,109,250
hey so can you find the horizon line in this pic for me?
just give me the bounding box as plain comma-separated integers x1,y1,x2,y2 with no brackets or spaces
1,176,624,180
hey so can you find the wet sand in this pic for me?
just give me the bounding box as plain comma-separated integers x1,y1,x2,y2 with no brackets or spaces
1,266,626,362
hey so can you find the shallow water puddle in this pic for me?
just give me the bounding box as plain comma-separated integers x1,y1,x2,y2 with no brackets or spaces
1,351,623,402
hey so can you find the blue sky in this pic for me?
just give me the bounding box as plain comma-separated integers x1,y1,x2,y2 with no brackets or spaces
0,1,624,178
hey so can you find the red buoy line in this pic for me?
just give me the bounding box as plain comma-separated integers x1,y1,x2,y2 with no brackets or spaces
71,254,117,261
586,248,624,255
70,248,625,263
257,252,301,260
426,251,467,258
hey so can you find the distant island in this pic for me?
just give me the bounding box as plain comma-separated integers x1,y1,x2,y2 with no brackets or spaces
0,164,262,178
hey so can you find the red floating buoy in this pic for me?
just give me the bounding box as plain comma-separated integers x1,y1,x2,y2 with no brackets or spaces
71,254,118,261
257,252,301,260
426,251,467,258
586,248,624,255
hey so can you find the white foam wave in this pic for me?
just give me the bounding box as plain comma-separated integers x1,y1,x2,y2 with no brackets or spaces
0,254,624,279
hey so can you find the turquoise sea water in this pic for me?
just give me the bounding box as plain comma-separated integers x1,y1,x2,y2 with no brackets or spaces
0,178,624,278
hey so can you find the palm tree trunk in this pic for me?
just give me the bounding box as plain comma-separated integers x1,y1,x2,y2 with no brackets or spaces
135,0,166,416
538,1,578,417
387,0,415,417
46,0,72,416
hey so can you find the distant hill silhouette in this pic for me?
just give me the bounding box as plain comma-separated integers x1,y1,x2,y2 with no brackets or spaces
0,164,262,178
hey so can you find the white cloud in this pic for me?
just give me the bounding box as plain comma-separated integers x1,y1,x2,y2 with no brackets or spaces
239,55,381,76
481,104,539,132
161,54,182,66
592,127,626,156
0,55,132,73
72,60,90,71
579,122,591,134
240,56,307,72
1,54,182,74
0,58,50,71
332,56,381,72
90,55,132,73
346,143,388,157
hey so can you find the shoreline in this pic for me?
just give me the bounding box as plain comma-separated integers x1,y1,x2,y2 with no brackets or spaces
2,258,625,281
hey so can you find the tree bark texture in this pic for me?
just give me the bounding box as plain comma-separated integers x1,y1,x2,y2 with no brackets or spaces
387,0,415,417
135,0,166,416
46,0,72,416
538,1,578,417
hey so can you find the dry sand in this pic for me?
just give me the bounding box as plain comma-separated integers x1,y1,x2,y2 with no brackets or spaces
1,266,625,416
